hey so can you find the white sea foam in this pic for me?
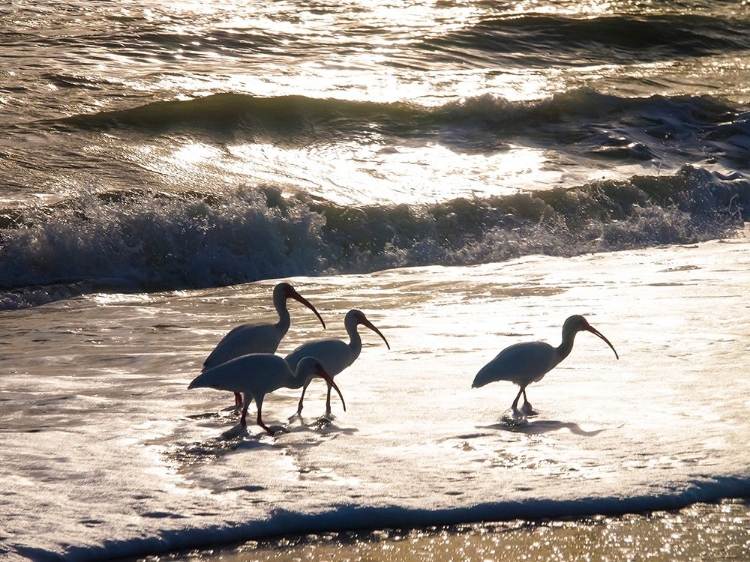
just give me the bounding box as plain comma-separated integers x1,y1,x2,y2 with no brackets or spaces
1,167,746,310
1,235,749,560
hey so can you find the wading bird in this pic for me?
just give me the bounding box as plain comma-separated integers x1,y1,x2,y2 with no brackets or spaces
189,354,345,435
472,315,619,417
285,309,390,416
202,282,326,407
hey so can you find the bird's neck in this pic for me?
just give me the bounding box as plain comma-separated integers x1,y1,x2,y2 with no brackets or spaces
275,301,291,334
555,331,577,365
285,373,307,390
346,322,363,357
277,361,307,389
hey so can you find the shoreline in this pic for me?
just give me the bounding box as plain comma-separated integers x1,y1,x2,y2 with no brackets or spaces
134,497,750,562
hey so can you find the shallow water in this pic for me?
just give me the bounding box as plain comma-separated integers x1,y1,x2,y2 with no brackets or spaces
2,235,750,560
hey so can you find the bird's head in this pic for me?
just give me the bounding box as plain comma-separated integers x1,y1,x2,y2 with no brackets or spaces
274,282,295,300
275,282,326,329
348,309,391,350
564,315,619,360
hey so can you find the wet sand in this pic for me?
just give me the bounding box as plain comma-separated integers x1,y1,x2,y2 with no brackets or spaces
138,498,749,561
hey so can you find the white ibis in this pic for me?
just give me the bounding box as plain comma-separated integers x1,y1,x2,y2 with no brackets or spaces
188,354,346,435
202,282,326,407
285,309,390,416
472,315,619,417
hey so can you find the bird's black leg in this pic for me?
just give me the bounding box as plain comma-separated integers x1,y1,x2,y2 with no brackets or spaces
256,404,273,435
325,384,333,417
240,398,250,428
520,390,537,416
500,387,528,425
511,387,524,412
294,382,309,417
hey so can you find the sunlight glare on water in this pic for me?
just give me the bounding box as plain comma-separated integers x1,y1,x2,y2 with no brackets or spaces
159,140,554,205
147,500,750,562
129,0,514,104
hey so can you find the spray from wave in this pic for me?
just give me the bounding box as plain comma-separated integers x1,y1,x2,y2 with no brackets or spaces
1,165,746,310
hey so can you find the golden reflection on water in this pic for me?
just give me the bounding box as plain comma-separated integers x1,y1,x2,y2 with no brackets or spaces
138,0,551,105
142,499,750,562
157,140,552,205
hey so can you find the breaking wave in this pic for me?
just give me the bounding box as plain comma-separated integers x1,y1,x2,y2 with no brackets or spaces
1,165,747,310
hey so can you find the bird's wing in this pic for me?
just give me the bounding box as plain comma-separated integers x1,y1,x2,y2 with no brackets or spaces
285,339,352,376
203,323,279,370
192,354,285,394
472,342,555,387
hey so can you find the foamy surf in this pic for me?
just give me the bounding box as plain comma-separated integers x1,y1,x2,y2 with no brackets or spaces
2,166,747,310
2,234,749,561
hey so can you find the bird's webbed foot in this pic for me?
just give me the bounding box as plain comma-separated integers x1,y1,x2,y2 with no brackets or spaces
520,402,538,417
220,405,242,415
314,412,335,427
501,407,528,427
265,424,290,436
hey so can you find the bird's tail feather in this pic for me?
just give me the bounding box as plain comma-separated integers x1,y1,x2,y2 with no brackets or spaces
188,367,235,391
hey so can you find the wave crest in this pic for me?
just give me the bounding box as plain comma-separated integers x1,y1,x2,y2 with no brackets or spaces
426,13,750,65
53,91,750,173
1,166,746,310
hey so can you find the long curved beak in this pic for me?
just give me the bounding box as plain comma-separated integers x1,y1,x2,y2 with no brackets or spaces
318,367,346,412
362,318,390,350
291,290,326,329
587,326,619,360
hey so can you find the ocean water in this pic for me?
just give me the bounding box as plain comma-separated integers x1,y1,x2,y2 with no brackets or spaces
1,1,750,560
